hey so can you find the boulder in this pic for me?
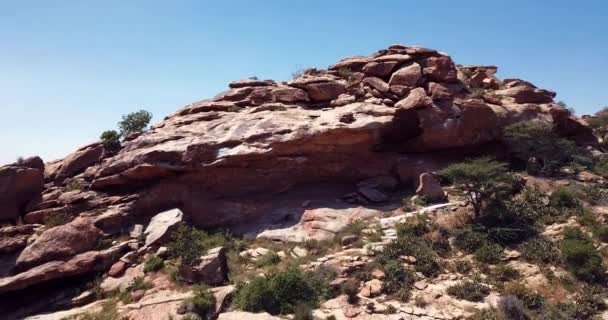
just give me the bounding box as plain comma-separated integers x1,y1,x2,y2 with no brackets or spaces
389,62,422,87
494,86,555,104
362,77,390,93
179,247,228,285
304,80,347,101
0,161,44,222
359,279,383,297
55,143,104,181
362,61,398,77
271,87,309,103
427,82,464,100
143,208,184,247
423,56,458,82
416,173,447,203
395,87,432,110
16,217,102,270
229,78,275,88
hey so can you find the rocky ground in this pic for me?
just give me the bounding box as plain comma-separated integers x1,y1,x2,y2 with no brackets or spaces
1,44,607,319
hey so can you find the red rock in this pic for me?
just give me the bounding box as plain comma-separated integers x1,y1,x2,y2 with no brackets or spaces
329,56,372,71
416,173,447,202
362,77,390,93
305,81,347,101
423,56,458,82
229,78,275,89
362,61,398,77
16,217,102,270
179,247,228,285
108,260,127,277
395,88,432,110
0,162,44,222
427,82,464,100
494,86,555,104
389,63,422,87
271,87,309,103
55,143,104,181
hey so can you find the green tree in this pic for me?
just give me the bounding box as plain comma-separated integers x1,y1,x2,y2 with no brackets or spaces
99,130,121,154
503,120,577,174
118,110,152,137
439,158,513,218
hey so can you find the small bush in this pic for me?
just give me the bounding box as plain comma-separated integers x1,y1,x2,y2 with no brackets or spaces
100,130,121,154
493,264,520,281
474,243,503,264
594,226,608,243
379,234,441,277
454,260,473,274
127,276,153,292
235,268,316,315
519,237,561,264
454,228,489,253
467,308,500,320
168,224,231,266
144,256,164,273
560,234,605,283
304,265,338,301
383,260,415,295
189,285,216,317
504,282,544,310
342,279,360,304
550,188,580,211
498,295,528,320
255,252,281,268
45,211,72,227
447,280,491,302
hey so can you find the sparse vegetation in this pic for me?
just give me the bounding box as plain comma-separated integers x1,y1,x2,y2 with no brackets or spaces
188,285,216,317
342,278,360,304
168,223,232,266
118,110,152,138
143,256,164,273
447,280,491,302
519,237,561,264
100,130,121,154
560,227,605,283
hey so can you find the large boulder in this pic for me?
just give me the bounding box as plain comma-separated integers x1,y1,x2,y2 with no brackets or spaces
178,247,228,285
16,217,102,270
0,158,44,222
144,208,184,247
494,86,555,104
415,173,447,203
54,143,104,182
389,62,422,87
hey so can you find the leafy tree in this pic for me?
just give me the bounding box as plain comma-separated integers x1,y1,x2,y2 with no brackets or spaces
439,158,514,218
503,120,577,174
99,130,121,154
118,110,152,137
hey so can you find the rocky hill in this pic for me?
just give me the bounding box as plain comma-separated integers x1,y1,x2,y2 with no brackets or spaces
1,45,606,320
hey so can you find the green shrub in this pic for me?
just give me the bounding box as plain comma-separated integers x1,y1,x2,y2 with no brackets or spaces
342,279,360,304
467,308,500,320
509,187,562,225
45,211,72,227
563,226,587,240
504,282,544,310
519,237,561,264
100,130,121,154
454,227,490,253
118,110,152,137
594,226,608,243
454,260,473,274
493,264,520,281
560,235,605,282
235,268,316,315
168,224,231,266
304,265,338,301
379,234,441,277
474,243,503,264
503,120,578,175
255,252,281,268
550,188,580,211
498,295,528,320
143,256,164,273
447,280,491,302
383,260,415,295
189,285,216,317
127,276,153,292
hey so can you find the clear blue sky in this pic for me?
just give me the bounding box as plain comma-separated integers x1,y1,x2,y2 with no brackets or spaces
1,1,607,165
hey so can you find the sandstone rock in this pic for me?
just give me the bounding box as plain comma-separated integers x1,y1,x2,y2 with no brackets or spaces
395,87,432,110
16,217,102,270
229,78,275,88
130,224,144,239
415,173,447,203
101,264,145,293
271,87,309,103
359,279,383,297
362,61,398,77
423,56,457,82
362,77,390,93
305,80,347,101
357,187,389,203
330,94,356,107
143,208,183,247
329,56,372,71
108,260,127,277
0,162,44,222
389,63,422,87
427,82,464,100
0,243,127,294
55,143,104,181
494,86,555,104
179,247,228,285
373,54,412,63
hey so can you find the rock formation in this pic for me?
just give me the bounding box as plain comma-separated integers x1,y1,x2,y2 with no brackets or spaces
0,44,600,318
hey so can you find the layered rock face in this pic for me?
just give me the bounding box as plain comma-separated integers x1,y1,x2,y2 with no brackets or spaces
0,44,598,317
